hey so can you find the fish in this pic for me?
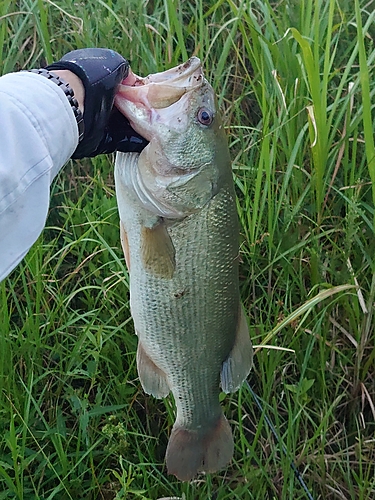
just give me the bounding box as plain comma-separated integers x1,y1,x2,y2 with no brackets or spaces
114,57,253,481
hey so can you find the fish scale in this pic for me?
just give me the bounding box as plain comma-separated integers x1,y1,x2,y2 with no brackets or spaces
132,188,238,419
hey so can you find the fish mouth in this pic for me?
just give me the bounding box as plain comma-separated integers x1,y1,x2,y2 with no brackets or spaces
115,57,204,111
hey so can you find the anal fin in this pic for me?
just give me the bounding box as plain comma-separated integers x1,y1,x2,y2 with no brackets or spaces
140,221,176,279
137,340,170,398
220,306,253,393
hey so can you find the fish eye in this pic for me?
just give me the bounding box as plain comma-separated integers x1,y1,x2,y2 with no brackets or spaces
197,107,213,126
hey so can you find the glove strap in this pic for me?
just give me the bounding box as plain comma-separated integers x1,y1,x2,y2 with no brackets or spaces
25,69,85,142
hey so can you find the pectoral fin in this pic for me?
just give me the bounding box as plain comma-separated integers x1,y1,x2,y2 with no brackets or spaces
141,221,176,279
137,340,170,398
120,220,130,271
220,306,253,393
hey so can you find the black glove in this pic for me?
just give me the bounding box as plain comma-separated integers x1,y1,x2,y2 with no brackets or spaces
46,48,147,159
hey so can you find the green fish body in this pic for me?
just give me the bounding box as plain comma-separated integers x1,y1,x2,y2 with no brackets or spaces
114,58,253,481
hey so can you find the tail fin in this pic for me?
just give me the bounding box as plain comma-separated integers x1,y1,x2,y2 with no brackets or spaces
165,414,234,481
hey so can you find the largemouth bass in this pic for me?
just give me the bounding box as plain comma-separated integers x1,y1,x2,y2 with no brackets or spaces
114,57,253,481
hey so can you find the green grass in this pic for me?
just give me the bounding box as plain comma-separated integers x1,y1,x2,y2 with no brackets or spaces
1,0,375,498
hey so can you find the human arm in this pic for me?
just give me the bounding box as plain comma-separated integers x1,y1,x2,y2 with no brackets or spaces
0,48,147,282
0,70,79,282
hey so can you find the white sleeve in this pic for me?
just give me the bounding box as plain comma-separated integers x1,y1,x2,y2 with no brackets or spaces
0,71,79,282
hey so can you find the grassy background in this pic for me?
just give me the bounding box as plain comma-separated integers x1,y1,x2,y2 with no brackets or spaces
1,0,375,498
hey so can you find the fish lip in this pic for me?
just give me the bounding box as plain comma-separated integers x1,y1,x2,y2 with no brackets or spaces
122,57,203,87
115,57,204,117
143,57,203,87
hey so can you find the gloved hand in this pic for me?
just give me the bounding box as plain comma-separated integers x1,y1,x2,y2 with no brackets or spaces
46,48,147,159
